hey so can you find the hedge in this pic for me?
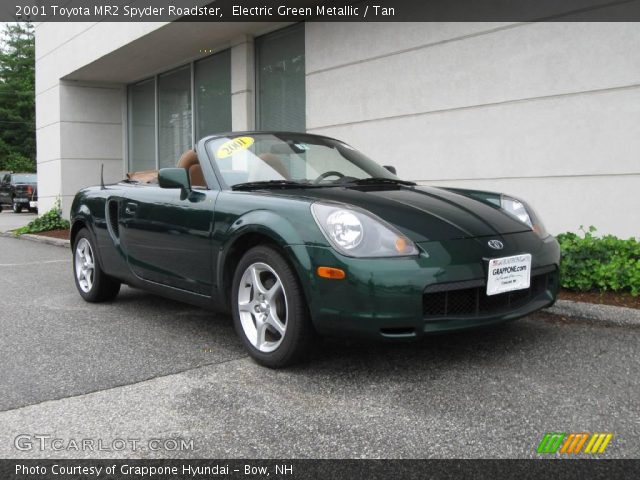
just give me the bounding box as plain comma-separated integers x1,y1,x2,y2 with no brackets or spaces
556,226,640,296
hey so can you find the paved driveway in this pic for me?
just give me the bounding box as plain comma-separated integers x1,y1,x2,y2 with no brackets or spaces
0,210,37,233
0,236,638,459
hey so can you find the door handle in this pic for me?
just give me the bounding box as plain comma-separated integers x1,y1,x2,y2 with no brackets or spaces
124,202,138,216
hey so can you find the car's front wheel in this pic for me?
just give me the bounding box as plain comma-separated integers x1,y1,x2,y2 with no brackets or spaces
12,202,22,213
73,228,121,302
231,245,314,368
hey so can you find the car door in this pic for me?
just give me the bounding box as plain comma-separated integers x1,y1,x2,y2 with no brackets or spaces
119,185,218,296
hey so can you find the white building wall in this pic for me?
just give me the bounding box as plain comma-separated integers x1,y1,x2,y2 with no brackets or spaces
231,35,256,131
306,22,640,238
35,22,166,214
35,21,640,238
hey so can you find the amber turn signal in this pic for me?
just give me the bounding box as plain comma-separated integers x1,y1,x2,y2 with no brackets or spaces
395,237,408,253
317,266,346,280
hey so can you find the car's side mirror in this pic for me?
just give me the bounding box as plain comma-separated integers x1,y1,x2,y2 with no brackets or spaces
383,165,397,175
159,168,191,194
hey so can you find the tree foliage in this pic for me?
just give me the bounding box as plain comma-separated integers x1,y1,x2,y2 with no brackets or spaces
0,22,35,172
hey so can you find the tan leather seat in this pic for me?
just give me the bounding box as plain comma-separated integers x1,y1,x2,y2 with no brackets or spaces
177,149,199,170
176,149,207,188
189,164,207,188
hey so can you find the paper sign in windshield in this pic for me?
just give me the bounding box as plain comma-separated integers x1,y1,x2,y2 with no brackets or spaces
217,137,254,159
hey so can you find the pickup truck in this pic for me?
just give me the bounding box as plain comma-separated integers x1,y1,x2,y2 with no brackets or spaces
0,172,38,213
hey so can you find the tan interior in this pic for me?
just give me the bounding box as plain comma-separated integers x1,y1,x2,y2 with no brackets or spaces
177,149,207,188
189,164,206,188
126,149,208,188
176,150,199,170
126,169,158,183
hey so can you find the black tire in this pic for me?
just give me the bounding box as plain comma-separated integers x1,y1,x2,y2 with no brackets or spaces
231,245,314,368
0,204,3,212
73,228,121,302
12,202,22,213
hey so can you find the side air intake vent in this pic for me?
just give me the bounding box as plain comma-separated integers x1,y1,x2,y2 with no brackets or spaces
107,200,120,240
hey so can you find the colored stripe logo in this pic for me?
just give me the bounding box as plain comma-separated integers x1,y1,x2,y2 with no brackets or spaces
537,432,613,454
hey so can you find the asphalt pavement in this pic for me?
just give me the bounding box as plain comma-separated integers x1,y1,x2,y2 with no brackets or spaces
0,210,37,233
0,236,638,459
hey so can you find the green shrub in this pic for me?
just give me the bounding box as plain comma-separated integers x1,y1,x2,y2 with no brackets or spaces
557,226,640,296
14,200,70,235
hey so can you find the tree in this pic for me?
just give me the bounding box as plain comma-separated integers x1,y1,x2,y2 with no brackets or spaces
0,22,35,172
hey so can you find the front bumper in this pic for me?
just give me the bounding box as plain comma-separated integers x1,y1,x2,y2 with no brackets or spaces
288,231,560,340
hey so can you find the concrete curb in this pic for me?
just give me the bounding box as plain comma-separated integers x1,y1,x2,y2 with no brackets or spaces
546,299,640,327
0,231,70,248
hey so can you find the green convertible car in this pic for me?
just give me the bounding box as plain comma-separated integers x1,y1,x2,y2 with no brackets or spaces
71,132,560,367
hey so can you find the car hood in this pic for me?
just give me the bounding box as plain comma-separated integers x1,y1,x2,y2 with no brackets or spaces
275,185,531,242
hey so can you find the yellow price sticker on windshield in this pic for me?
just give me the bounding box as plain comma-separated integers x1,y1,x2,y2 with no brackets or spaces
216,137,254,159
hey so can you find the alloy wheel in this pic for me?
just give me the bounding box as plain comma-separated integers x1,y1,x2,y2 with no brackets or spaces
75,238,95,293
237,262,288,353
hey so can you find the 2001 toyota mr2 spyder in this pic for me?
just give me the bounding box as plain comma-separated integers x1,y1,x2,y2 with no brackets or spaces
71,132,560,367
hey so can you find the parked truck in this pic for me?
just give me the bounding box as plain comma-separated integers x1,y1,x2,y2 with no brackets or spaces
0,172,38,213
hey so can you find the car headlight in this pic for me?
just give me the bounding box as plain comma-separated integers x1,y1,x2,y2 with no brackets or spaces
500,195,549,238
311,203,419,257
326,210,363,250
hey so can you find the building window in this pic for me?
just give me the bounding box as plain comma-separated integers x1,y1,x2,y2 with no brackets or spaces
158,66,192,168
256,23,306,132
127,79,156,172
127,50,231,171
195,50,232,139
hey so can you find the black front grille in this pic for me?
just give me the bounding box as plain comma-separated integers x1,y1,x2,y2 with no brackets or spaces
423,267,557,319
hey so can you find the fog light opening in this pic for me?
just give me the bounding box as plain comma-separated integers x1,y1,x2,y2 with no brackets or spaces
380,327,416,338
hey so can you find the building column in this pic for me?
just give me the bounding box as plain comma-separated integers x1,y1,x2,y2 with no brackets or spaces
230,35,255,131
36,80,125,217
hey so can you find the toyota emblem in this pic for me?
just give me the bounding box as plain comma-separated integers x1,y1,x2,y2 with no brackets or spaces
487,239,504,250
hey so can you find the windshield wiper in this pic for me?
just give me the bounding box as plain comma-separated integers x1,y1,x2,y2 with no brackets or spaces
343,177,417,187
231,180,317,191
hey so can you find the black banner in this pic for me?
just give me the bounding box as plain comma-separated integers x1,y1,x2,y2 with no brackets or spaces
1,459,639,480
2,0,640,22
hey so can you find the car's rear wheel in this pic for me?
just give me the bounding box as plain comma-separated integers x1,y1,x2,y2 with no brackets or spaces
231,245,313,368
73,228,120,302
12,202,22,213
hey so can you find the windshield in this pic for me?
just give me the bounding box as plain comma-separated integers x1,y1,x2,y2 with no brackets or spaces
205,133,398,188
13,174,36,183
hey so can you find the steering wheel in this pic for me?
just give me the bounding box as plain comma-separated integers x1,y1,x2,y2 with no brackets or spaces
313,171,345,184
